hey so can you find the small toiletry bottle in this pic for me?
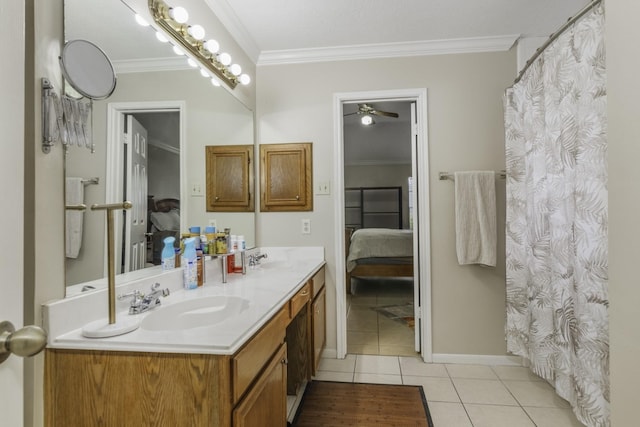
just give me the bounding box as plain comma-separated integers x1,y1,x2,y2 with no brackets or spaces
205,226,216,254
200,233,208,254
182,237,198,290
196,247,204,287
237,235,246,251
216,232,227,254
174,247,181,268
161,236,176,270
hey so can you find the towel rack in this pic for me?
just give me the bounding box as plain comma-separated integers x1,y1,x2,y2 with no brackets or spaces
439,170,506,181
82,177,99,185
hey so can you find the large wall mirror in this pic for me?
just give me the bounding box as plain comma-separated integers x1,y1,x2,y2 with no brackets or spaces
64,0,255,295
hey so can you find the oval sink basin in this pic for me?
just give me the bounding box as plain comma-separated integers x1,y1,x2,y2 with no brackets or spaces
141,296,250,331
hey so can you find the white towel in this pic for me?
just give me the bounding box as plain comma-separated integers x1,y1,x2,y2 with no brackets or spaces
65,177,84,258
454,171,497,267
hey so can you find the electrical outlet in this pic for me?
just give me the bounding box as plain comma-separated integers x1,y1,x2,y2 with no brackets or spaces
208,219,217,229
301,219,311,234
191,183,203,197
316,181,330,195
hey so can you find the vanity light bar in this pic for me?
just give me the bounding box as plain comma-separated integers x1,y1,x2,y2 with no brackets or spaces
148,0,240,89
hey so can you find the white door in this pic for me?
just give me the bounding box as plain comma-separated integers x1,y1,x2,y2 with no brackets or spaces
0,1,25,423
124,115,148,272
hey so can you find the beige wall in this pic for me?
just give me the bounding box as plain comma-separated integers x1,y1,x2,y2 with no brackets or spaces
256,50,514,356
606,0,640,424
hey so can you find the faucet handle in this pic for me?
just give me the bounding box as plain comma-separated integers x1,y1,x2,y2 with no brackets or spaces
118,289,143,303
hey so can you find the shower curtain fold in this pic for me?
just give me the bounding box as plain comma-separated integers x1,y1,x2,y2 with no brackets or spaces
503,3,608,427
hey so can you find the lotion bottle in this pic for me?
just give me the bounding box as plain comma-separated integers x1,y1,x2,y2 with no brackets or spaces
182,237,197,289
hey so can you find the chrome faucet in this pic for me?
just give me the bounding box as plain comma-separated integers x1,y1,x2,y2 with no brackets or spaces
118,283,170,315
248,252,268,267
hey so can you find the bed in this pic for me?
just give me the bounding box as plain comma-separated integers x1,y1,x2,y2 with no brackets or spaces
345,227,414,293
147,197,181,265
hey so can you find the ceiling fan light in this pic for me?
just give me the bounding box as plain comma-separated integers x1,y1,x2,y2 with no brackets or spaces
361,115,375,126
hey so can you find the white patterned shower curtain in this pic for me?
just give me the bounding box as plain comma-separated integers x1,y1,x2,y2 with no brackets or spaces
503,4,608,427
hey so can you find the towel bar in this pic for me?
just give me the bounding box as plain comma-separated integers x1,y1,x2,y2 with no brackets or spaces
439,171,506,181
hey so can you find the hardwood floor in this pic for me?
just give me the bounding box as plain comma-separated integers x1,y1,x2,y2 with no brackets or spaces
292,381,432,427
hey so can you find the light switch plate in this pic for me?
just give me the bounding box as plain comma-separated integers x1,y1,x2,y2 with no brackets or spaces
301,219,311,234
191,183,203,197
316,181,330,195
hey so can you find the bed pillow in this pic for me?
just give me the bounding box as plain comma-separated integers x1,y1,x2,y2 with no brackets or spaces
150,209,180,231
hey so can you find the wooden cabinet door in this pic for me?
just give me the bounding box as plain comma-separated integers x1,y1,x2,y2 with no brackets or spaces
233,344,287,427
311,286,326,375
260,143,312,211
206,145,254,212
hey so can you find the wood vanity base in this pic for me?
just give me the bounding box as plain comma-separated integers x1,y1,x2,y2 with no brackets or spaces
45,349,233,426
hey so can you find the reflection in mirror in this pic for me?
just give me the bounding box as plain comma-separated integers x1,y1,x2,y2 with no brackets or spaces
64,0,255,295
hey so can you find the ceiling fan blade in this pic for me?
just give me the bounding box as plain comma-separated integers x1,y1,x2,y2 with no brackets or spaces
343,111,361,117
371,110,399,118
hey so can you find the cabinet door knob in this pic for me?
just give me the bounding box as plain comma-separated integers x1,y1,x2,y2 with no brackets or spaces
281,358,288,365
215,196,219,201
0,321,47,364
296,195,300,200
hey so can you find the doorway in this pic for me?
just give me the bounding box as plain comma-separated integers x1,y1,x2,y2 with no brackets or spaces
333,89,432,362
106,101,186,276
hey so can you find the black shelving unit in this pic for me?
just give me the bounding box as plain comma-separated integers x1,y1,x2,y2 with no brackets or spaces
345,187,402,229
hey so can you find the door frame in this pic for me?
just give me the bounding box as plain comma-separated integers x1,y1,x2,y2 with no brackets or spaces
106,101,186,276
333,88,432,362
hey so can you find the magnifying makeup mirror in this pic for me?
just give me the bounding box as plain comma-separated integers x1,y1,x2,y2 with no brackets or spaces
60,39,117,100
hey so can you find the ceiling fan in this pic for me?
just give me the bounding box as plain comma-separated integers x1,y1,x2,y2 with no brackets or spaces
344,103,399,125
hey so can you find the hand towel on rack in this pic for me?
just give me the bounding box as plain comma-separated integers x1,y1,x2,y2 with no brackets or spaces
454,171,496,267
65,177,84,258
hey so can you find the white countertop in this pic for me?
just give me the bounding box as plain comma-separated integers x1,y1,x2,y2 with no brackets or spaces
43,247,325,355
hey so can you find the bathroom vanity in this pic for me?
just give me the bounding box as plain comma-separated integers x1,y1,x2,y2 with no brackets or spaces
43,247,325,426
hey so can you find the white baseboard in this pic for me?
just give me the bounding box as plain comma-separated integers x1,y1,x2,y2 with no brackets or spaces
322,348,521,366
321,348,338,359
432,353,523,366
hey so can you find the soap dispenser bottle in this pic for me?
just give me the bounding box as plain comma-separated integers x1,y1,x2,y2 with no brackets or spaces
182,237,198,289
161,236,176,270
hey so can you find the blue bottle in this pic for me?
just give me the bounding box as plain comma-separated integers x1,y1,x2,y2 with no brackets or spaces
161,236,176,270
182,237,198,289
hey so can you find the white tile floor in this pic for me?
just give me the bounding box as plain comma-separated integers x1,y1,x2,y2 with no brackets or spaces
313,354,584,427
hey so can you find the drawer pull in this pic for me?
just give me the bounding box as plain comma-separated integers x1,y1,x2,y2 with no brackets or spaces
300,290,309,296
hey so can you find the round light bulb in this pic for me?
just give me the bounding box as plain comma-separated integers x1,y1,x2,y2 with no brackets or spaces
218,52,231,66
135,14,150,27
169,7,189,24
188,24,205,40
361,115,374,125
239,74,251,85
187,58,198,68
204,39,220,54
229,64,242,76
173,45,185,56
155,32,168,43
200,68,209,78
210,78,221,87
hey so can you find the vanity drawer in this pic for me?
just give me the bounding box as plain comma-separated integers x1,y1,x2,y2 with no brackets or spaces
311,267,325,298
289,282,311,319
232,306,288,404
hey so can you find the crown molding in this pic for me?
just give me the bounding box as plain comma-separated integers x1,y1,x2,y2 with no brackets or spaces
203,0,261,63
149,139,180,155
258,34,520,66
112,57,191,74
